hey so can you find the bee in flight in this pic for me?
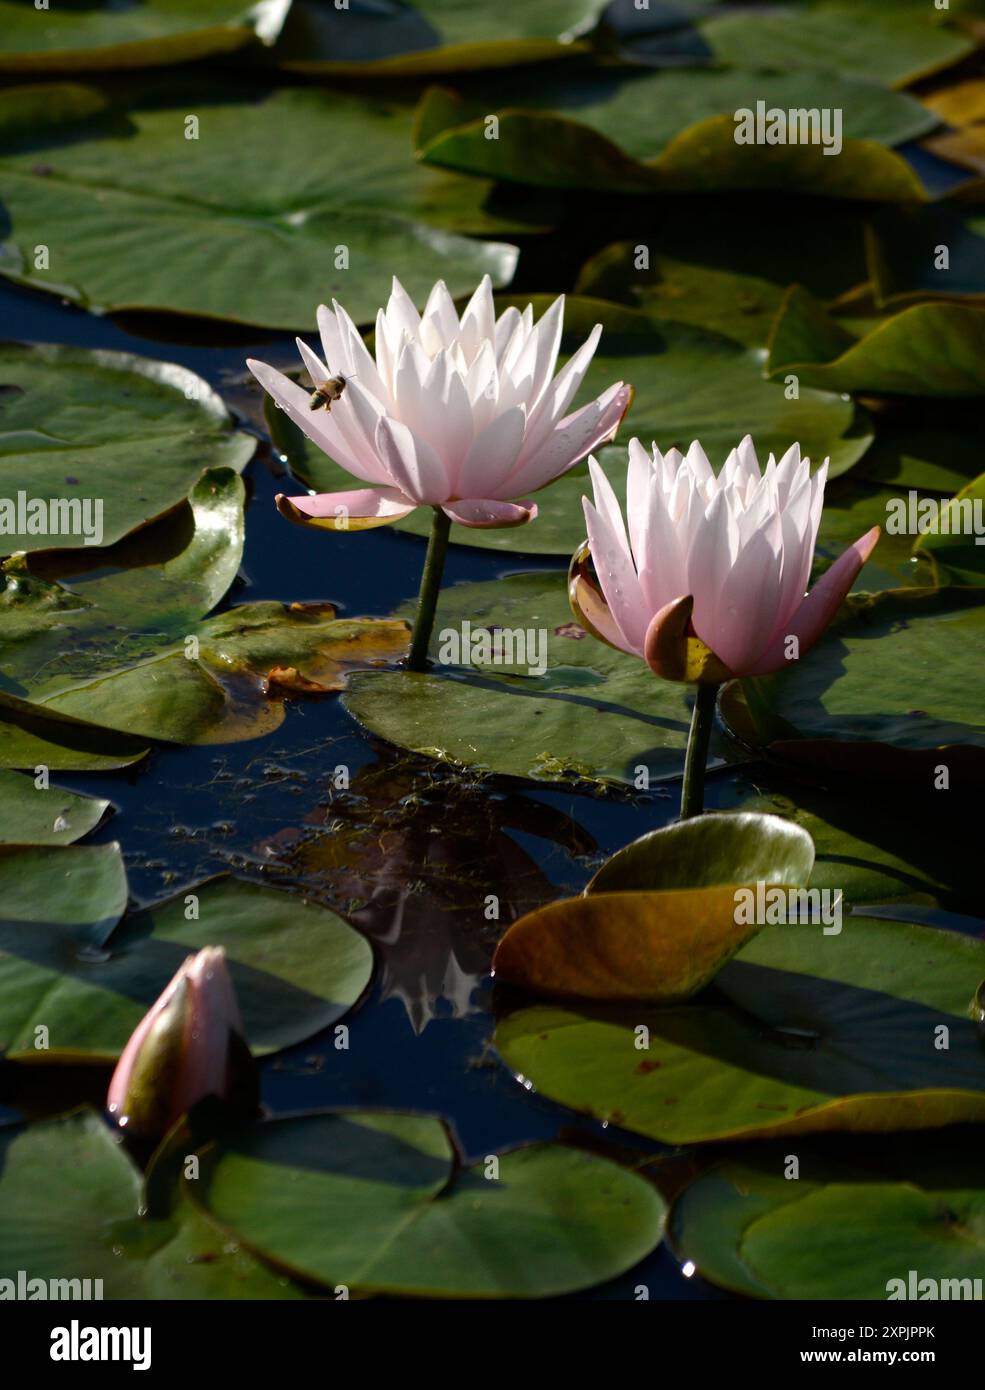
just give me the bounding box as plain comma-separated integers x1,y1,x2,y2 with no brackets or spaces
309,371,354,412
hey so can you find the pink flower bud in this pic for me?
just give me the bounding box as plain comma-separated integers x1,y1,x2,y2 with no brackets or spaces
107,947,250,1142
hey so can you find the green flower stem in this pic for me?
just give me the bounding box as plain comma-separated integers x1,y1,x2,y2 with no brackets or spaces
680,682,720,820
407,506,452,672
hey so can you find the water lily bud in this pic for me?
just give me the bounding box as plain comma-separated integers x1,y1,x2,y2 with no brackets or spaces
107,946,254,1142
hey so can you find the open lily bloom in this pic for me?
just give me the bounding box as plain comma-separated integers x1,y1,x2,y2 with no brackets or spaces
248,275,630,532
571,436,880,682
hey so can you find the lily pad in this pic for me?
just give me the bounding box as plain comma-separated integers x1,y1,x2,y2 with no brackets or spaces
670,1138,985,1300
493,886,769,1003
0,466,246,683
913,471,985,583
0,874,373,1059
494,812,816,1007
343,571,742,788
697,3,972,88
0,1109,302,1299
0,769,109,845
921,77,985,128
586,811,815,895
813,477,934,591
496,915,985,1144
731,587,985,778
852,417,985,492
867,199,985,307
768,287,985,396
285,305,873,556
0,82,518,330
194,1111,665,1297
5,601,408,746
0,343,254,555
575,204,871,315
653,115,926,201
274,0,599,75
0,841,128,944
0,690,148,772
417,68,935,193
578,253,788,348
0,0,290,72
729,784,980,912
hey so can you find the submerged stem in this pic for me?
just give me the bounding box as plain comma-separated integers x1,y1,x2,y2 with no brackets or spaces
680,682,720,820
407,506,452,672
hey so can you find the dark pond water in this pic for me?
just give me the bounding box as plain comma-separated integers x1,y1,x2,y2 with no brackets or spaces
1,138,972,1298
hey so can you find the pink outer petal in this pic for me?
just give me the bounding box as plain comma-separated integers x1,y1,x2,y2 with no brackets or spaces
106,961,189,1119
568,540,635,655
276,487,415,532
178,947,240,1116
246,358,389,487
744,526,881,676
442,499,538,529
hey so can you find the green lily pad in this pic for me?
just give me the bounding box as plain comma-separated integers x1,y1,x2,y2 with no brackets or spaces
274,0,599,75
0,466,246,686
729,784,980,912
285,304,873,557
0,82,518,330
417,67,934,193
813,477,934,591
0,874,373,1059
654,115,926,201
587,811,815,895
0,769,108,845
670,1138,985,1300
731,587,985,777
575,203,871,315
768,287,985,396
0,0,289,72
194,1111,665,1297
0,842,127,948
578,253,788,348
0,1109,302,1299
867,198,985,307
697,2,972,88
0,343,254,555
0,689,148,772
913,471,985,584
496,915,985,1144
343,570,743,788
853,417,985,492
4,601,408,746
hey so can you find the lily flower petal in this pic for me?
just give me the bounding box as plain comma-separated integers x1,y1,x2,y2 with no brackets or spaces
275,487,415,531
745,525,881,675
442,498,537,528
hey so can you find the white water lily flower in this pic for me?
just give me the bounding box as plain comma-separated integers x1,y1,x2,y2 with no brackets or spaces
571,436,880,680
248,275,631,532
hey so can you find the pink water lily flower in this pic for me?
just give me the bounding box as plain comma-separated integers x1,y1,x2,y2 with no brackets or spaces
571,436,880,682
107,946,252,1142
248,275,630,532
